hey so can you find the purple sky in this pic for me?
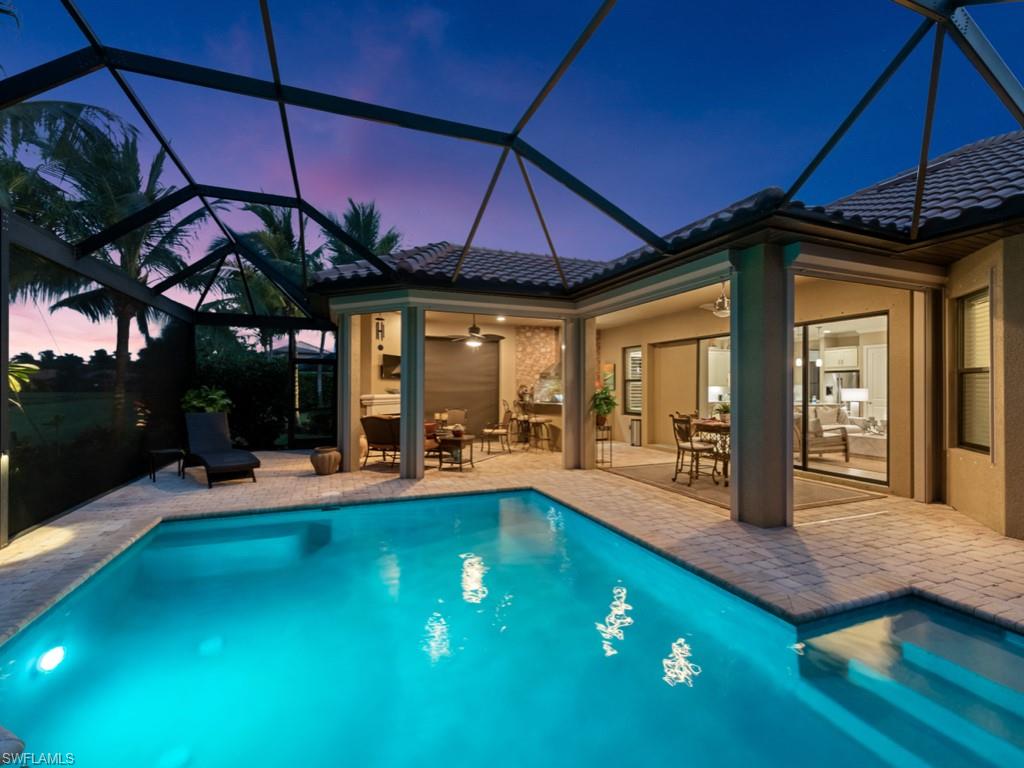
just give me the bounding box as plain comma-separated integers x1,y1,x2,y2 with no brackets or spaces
5,1,1024,354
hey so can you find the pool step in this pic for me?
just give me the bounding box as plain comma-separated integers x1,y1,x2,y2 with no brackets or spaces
900,642,1024,722
800,604,1024,768
793,683,930,768
846,660,1024,767
141,521,332,580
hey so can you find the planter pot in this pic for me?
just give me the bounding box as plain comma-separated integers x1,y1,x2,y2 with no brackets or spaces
595,414,608,427
310,446,341,475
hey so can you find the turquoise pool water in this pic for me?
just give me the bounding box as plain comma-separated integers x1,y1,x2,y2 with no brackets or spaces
1,491,1022,767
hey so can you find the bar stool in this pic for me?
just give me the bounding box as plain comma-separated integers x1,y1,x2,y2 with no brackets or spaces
528,417,553,451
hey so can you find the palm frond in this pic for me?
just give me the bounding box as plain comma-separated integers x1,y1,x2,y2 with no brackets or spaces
49,287,118,323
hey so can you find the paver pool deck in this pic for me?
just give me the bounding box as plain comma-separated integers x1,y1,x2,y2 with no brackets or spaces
2,449,1024,645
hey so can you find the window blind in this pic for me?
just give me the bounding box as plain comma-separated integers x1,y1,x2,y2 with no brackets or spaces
624,347,643,415
958,290,991,451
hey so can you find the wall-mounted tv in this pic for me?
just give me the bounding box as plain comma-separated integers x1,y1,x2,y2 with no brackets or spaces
381,354,401,379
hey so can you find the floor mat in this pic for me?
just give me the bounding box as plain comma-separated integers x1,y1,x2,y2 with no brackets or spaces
604,463,884,512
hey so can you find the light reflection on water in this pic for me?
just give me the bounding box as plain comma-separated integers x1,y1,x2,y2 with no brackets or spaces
422,612,451,664
459,553,489,604
595,585,634,657
662,638,702,687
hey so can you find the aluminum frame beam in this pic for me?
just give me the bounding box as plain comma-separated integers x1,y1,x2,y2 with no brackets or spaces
1,210,11,547
784,18,934,204
893,2,1024,126
58,0,250,306
514,138,669,249
0,46,103,109
74,186,198,256
150,243,234,294
3,21,667,260
452,0,624,282
6,212,195,322
516,152,569,290
227,230,313,317
192,312,335,332
911,26,946,238
297,202,395,276
103,47,510,146
258,0,308,287
947,6,1024,126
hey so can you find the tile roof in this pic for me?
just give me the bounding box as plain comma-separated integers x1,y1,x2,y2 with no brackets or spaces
313,131,1024,294
313,187,782,293
799,129,1024,234
314,242,608,291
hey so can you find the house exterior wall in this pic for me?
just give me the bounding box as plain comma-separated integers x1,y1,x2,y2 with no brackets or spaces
794,280,913,498
596,277,913,495
945,235,1024,538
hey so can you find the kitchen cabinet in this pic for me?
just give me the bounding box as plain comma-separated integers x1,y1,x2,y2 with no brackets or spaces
823,346,858,369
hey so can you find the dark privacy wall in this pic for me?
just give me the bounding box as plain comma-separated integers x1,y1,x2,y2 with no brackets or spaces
424,337,499,436
7,248,192,538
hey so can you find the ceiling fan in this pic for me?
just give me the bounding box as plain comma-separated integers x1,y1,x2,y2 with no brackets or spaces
450,315,505,347
699,281,731,318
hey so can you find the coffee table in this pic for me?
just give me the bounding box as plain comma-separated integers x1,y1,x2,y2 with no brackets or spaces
438,434,475,471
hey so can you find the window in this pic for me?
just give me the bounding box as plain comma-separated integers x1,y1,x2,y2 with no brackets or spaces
623,346,643,415
958,289,991,452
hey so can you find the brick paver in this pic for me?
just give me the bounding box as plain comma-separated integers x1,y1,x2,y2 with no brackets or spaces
2,450,1023,645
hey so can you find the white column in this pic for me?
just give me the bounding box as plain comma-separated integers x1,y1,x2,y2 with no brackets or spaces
563,316,598,470
337,313,363,472
729,244,794,527
562,318,583,469
399,306,425,479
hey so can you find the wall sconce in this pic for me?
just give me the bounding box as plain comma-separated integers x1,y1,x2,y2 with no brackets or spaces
374,317,386,342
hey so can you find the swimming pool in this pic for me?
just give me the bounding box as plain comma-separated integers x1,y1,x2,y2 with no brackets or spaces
1,490,1021,767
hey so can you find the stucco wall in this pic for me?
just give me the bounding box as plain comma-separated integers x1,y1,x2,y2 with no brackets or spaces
795,279,913,497
597,276,914,495
945,239,1018,535
597,309,728,447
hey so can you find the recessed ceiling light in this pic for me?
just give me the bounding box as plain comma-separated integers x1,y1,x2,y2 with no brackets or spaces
496,316,506,322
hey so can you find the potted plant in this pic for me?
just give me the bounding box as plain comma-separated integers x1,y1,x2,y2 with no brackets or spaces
590,385,617,427
714,402,731,423
181,386,232,413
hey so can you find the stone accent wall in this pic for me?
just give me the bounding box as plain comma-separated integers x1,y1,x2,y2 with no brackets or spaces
515,326,559,393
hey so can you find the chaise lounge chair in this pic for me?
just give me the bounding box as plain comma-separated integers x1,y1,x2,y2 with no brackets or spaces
185,412,261,488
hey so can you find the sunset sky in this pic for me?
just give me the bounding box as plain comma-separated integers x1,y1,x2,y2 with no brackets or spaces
4,1,1024,355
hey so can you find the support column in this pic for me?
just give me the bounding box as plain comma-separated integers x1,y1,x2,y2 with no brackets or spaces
729,244,794,527
399,306,425,479
1,210,10,547
564,316,598,469
337,313,363,472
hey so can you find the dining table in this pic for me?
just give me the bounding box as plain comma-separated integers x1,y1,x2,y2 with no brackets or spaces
691,418,731,486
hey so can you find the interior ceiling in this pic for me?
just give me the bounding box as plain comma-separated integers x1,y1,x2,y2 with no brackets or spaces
426,311,562,328
594,275,884,329
807,315,888,338
596,282,731,329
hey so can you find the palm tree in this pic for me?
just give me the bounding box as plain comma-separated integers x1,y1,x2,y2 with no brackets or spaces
203,203,322,354
0,102,121,234
8,107,211,426
325,199,401,266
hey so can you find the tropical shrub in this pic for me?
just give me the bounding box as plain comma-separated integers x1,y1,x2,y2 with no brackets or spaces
181,386,232,413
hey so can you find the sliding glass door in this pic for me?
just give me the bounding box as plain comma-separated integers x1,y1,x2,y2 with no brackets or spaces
793,314,888,484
